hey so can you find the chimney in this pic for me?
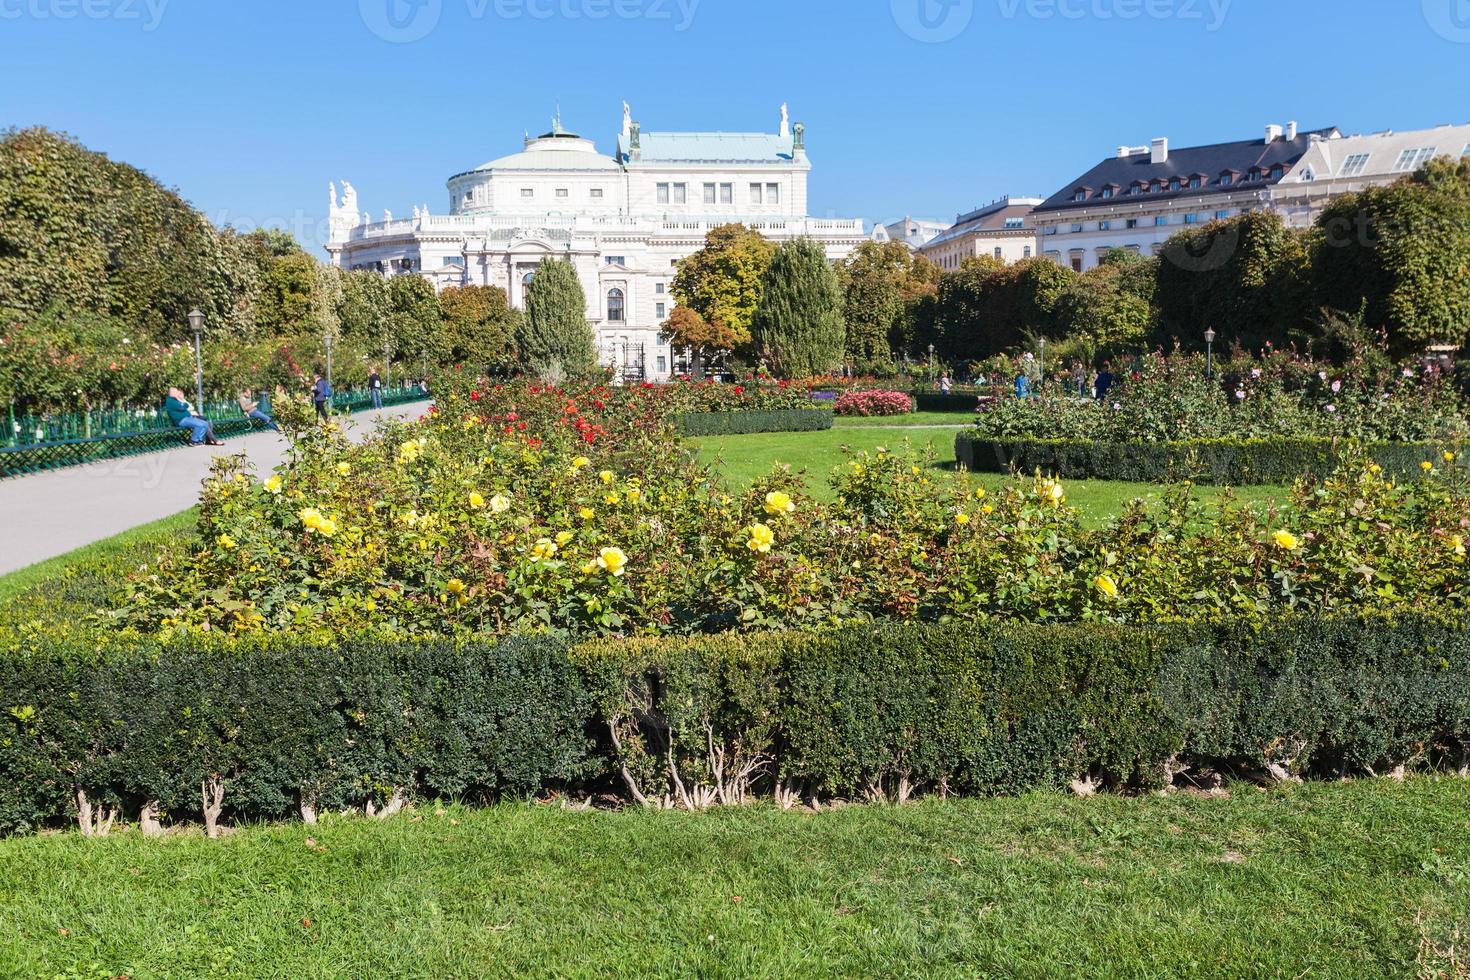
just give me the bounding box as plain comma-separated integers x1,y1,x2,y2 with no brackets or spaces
1117,145,1131,158
1150,137,1169,165
1286,120,1298,140
1266,124,1283,143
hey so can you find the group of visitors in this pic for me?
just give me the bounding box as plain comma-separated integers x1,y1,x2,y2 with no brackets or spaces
1007,356,1114,402
164,366,388,447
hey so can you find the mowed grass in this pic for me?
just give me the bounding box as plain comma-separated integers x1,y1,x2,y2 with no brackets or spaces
0,508,196,607
1,780,1467,978
688,426,1286,527
832,410,975,428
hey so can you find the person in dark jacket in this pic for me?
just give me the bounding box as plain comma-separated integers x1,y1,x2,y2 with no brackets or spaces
311,370,332,422
1094,361,1115,403
165,387,223,446
368,367,384,410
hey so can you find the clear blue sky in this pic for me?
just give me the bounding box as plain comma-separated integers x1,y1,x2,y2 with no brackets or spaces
2,0,1467,252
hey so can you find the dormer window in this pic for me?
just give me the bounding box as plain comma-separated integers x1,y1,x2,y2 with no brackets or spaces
1149,179,1163,193
1101,184,1119,199
1073,189,1088,202
1188,175,1203,189
1220,171,1235,186
1169,177,1181,192
1129,181,1144,195
1269,165,1285,180
1248,167,1261,181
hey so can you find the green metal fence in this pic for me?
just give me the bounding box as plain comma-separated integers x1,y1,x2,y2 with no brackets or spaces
1,386,430,480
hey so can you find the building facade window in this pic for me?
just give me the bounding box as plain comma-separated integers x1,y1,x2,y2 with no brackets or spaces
1098,220,1111,231
703,183,716,204
1215,210,1230,220
1394,147,1437,172
1126,218,1139,229
520,188,534,198
521,272,534,305
1155,216,1168,227
720,183,733,204
655,282,665,294
657,183,669,204
993,247,1002,259
749,183,763,204
1023,245,1032,258
605,256,626,265
556,188,569,198
607,288,625,322
766,183,780,204
590,187,604,198
655,302,666,319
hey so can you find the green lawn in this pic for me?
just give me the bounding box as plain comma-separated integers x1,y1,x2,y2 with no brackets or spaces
0,508,196,607
1,780,1465,977
688,427,1286,527
833,410,974,428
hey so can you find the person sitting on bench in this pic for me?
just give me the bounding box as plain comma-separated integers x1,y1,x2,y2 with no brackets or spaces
165,387,223,447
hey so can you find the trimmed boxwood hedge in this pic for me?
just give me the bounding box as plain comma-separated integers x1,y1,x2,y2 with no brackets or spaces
4,616,1468,833
675,408,833,437
913,391,985,414
955,433,1460,485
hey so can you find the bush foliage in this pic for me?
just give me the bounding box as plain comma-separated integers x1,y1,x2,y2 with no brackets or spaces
4,615,1468,833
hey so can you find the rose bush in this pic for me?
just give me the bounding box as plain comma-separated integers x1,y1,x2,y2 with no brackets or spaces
107,376,1470,640
834,390,914,417
973,350,1470,443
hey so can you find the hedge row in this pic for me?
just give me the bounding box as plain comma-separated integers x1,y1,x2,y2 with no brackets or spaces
913,391,984,413
674,408,833,437
4,616,1468,834
956,434,1460,485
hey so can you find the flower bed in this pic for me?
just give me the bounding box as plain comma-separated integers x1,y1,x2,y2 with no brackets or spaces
834,390,914,417
956,434,1464,485
80,374,1470,640
973,351,1470,443
4,614,1467,833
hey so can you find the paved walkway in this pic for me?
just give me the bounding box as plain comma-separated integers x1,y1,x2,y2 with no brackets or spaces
0,402,428,576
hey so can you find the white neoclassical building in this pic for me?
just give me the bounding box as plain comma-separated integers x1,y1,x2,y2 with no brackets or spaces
325,104,868,381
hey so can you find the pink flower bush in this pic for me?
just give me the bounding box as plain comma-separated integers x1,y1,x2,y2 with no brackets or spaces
834,390,914,417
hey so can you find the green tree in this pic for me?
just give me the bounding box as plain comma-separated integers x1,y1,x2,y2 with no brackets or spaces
836,240,922,373
388,275,446,371
750,237,845,377
661,305,740,368
255,252,320,335
439,284,518,373
1312,157,1470,355
0,127,257,342
1155,210,1311,351
1053,262,1154,359
518,258,596,377
671,224,776,351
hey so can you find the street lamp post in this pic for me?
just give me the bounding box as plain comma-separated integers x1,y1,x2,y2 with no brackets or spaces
1204,328,1217,380
383,340,392,391
1039,337,1046,392
187,308,205,410
928,343,936,378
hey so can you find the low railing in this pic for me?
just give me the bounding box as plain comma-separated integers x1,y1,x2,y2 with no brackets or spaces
1,386,431,480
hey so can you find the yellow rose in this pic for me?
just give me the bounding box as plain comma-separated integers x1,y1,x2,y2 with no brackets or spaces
218,533,237,551
1452,535,1466,558
1041,480,1065,506
580,562,598,576
444,578,468,606
556,531,575,546
746,523,775,554
597,547,628,577
579,507,595,520
604,493,621,506
529,538,558,562
469,491,486,510
599,470,616,485
263,475,283,495
1095,574,1118,599
1422,461,1435,473
337,462,352,476
572,456,591,470
489,494,511,514
1445,451,1457,464
982,504,995,515
764,491,796,516
974,486,987,501
626,488,642,502
1273,529,1300,551
868,532,883,546
955,512,970,526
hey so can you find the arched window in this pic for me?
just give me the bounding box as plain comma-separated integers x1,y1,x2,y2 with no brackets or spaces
607,288,625,322
521,272,535,306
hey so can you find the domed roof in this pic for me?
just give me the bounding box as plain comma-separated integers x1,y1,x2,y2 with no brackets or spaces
474,123,621,173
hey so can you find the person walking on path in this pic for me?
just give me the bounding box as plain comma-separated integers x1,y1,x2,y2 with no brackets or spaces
1014,367,1032,400
1095,360,1116,403
238,388,279,432
939,373,953,396
311,370,332,422
165,387,223,447
368,367,384,410
1071,360,1087,398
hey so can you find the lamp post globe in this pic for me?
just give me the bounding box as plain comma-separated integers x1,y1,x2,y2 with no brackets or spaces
187,308,205,409
1204,328,1217,379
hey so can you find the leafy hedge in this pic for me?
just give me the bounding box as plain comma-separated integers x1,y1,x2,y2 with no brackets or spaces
674,408,833,437
913,391,984,413
5,616,1468,834
956,434,1460,485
